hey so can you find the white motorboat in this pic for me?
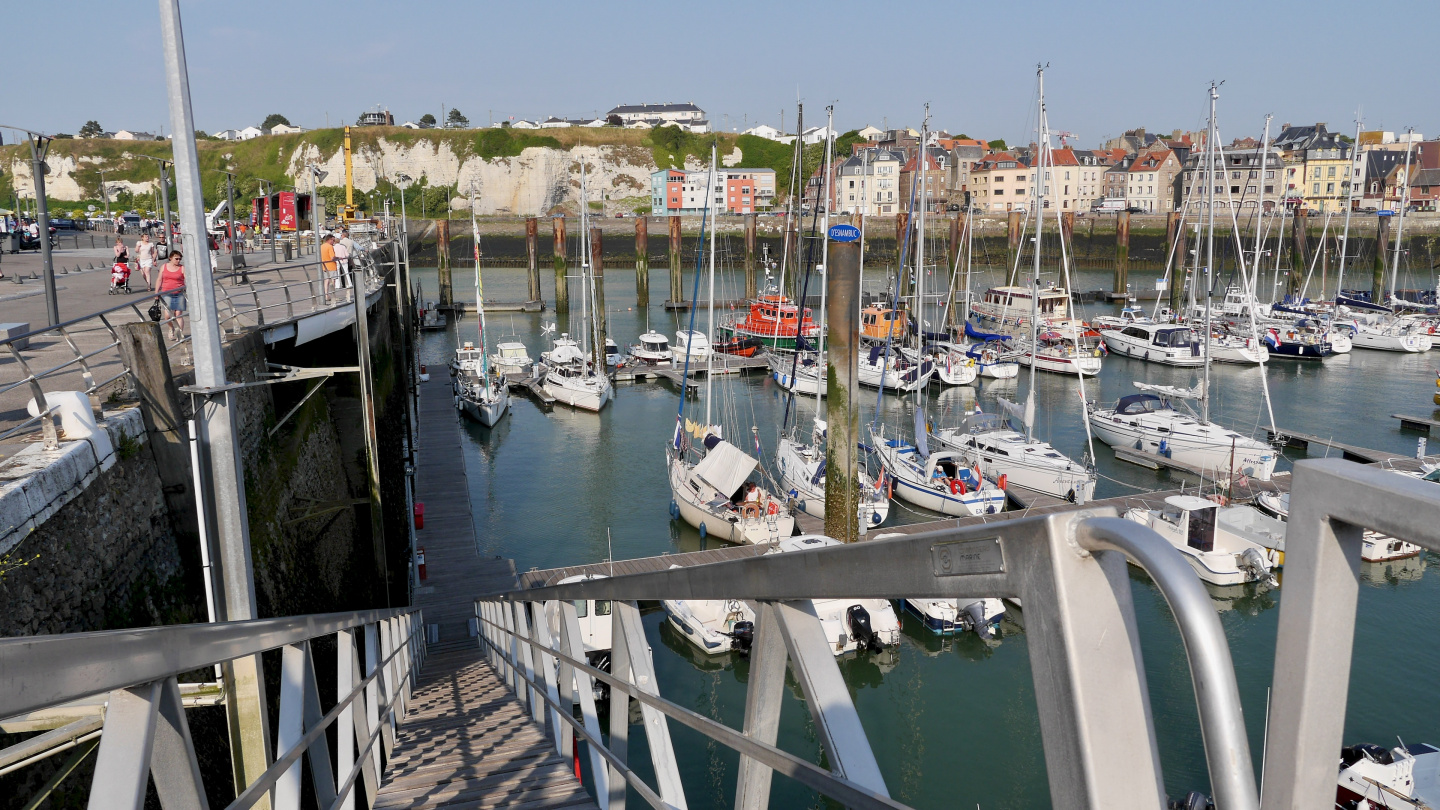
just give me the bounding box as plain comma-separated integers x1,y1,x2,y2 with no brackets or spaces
1255,490,1422,562
869,425,1006,517
768,351,827,397
668,435,794,544
489,340,533,376
604,337,621,368
858,344,935,392
1005,327,1104,375
1337,741,1440,810
661,589,755,656
931,407,1096,502
769,535,902,655
543,360,612,411
1092,306,1155,330
1123,495,1279,586
1100,322,1204,366
1088,385,1278,481
969,284,1072,332
900,597,1007,639
452,341,485,375
673,329,713,364
776,420,890,532
630,331,672,365
540,333,581,366
456,372,510,427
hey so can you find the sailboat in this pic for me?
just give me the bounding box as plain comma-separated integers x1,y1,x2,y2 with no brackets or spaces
668,143,795,544
1089,83,1277,482
870,107,1007,518
934,68,1096,503
542,163,614,411
454,186,510,427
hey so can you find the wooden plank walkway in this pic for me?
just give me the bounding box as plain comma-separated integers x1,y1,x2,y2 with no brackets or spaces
374,647,599,810
1267,427,1397,464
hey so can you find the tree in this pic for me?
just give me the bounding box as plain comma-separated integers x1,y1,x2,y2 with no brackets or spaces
261,113,291,131
419,113,437,128
988,138,1008,151
78,120,103,138
446,108,469,129
53,133,73,139
606,114,623,127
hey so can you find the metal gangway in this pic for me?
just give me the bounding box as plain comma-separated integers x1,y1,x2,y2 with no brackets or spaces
1,458,1436,809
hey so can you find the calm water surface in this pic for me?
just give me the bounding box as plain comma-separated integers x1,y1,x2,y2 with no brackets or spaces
413,256,1439,809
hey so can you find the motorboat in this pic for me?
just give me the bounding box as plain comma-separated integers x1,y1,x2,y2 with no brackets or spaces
452,341,485,375
775,419,890,532
716,291,820,352
858,345,935,392
1100,322,1204,366
969,284,1072,331
673,329,713,364
1336,741,1440,810
1123,495,1279,586
455,371,510,427
869,425,1007,517
667,432,794,544
768,535,901,655
931,407,1096,502
900,597,1007,639
1088,386,1278,481
629,331,672,365
1005,326,1104,375
545,574,613,702
768,351,827,397
604,337,621,368
860,304,910,343
661,589,756,656
489,340,533,376
1255,490,1422,562
1092,306,1155,330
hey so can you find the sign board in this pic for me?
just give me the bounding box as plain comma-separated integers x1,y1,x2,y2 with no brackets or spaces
827,223,861,242
278,192,297,232
1155,277,1168,291
1377,210,1395,217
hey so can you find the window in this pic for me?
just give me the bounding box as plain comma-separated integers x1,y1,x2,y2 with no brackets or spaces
1249,171,1258,179
1313,168,1322,179
1232,171,1241,180
1264,185,1273,194
1231,186,1239,194
1313,183,1321,194
1326,183,1335,193
1266,171,1275,179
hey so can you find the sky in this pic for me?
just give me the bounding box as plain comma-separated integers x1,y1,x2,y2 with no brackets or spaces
7,0,1436,147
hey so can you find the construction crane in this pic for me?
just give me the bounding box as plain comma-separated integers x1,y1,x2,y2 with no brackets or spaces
340,125,362,222
1056,131,1078,148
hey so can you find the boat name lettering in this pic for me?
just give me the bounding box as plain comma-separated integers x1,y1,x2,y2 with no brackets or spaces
930,537,1006,577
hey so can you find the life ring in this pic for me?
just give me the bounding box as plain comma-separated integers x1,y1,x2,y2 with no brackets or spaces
997,474,1008,490
766,502,779,516
949,479,960,495
741,502,762,519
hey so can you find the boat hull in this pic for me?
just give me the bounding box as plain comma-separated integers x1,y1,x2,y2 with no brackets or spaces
668,456,794,544
1089,413,1277,480
459,392,510,427
543,372,612,411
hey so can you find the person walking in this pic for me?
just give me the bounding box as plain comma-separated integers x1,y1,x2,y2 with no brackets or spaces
319,232,338,293
156,250,187,341
333,230,351,291
134,233,157,290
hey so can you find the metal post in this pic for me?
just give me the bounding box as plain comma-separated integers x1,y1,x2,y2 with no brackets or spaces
590,227,606,368
435,218,451,308
28,134,57,325
99,168,111,219
734,602,787,810
825,238,861,542
160,161,173,255
265,180,276,267
156,2,272,803
635,216,649,307
553,215,568,312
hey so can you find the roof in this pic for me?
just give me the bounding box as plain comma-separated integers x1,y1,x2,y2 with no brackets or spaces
1411,168,1440,186
607,102,704,115
1129,149,1174,172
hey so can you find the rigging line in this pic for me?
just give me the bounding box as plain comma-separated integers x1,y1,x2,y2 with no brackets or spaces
673,181,712,445
780,171,828,434
871,145,924,432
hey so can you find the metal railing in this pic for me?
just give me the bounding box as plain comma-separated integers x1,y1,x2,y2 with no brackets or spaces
475,458,1440,810
0,607,425,810
477,505,1262,810
0,242,398,445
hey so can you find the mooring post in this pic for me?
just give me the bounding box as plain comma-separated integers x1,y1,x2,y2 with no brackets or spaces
948,214,961,276
895,211,910,282
118,321,201,543
1289,207,1309,299
590,227,606,368
1170,222,1190,314
435,219,452,308
1114,209,1130,296
785,215,800,298
744,212,758,300
1060,210,1075,249
635,216,649,308
826,238,862,543
1165,211,1181,265
1006,210,1023,284
525,216,541,305
553,215,568,313
668,214,682,305
1373,213,1390,301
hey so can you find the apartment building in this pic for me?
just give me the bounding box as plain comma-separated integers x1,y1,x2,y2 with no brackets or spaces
1125,149,1182,213
971,153,1033,212
1180,147,1285,210
834,148,905,215
899,146,950,212
649,168,775,215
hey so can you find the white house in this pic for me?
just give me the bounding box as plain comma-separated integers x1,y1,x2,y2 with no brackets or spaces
539,117,573,129
215,129,241,141
113,130,159,141
857,125,884,141
607,102,705,127
400,121,422,129
801,126,837,146
743,124,784,141
510,120,539,130
268,123,305,135
581,118,607,128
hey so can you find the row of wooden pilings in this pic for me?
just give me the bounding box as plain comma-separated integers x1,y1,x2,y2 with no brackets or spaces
428,208,1400,313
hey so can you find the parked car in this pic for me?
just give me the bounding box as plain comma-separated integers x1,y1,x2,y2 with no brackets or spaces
49,218,77,230
1125,206,1145,214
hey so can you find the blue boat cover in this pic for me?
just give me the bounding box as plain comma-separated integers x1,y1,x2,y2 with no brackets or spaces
964,321,1011,342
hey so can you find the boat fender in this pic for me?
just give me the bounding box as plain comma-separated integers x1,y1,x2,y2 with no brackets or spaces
871,511,883,525
698,523,707,539
669,501,679,519
997,474,1007,490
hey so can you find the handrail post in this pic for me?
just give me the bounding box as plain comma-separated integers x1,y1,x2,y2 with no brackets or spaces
735,601,788,810
512,601,540,720
607,601,631,810
558,600,610,809
529,601,565,756
88,680,163,808
334,629,358,810
613,601,688,809
361,623,383,782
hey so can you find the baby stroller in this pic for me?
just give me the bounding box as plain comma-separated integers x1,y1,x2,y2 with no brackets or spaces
109,261,133,294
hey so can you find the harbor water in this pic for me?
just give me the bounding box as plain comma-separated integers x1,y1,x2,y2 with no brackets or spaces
414,256,1439,809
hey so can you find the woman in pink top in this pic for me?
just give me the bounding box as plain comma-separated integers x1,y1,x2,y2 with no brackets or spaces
156,251,187,340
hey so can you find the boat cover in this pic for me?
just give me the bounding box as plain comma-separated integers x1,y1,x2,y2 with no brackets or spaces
1134,381,1204,400
548,342,585,364
693,440,759,498
965,321,1011,342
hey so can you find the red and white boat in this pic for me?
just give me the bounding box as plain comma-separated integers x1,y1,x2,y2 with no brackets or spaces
716,290,820,352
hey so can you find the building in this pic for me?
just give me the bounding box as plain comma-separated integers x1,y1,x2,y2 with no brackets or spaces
215,126,264,141
356,109,394,127
742,124,785,141
857,125,885,141
1180,147,1285,211
650,168,775,215
1358,130,1426,152
800,126,837,146
834,148,904,215
1408,168,1440,212
971,153,1033,213
113,130,159,141
898,146,949,212
607,103,708,132
1299,139,1355,213
1124,149,1182,213
268,123,305,135
1103,128,1162,155
1072,150,1113,212
1103,158,1131,203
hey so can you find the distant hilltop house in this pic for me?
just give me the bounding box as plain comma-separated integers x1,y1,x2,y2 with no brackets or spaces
113,130,161,141
857,125,885,141
538,116,606,128
268,123,306,135
216,126,265,141
607,102,709,133
742,124,785,142
356,108,394,127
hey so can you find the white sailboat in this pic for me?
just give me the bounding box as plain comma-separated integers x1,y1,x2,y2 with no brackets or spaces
668,143,794,545
1089,84,1278,482
454,186,510,427
543,163,613,411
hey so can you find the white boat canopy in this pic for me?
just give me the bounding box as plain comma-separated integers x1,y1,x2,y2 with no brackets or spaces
1165,494,1219,512
549,342,585,364
1134,381,1205,400
693,440,759,497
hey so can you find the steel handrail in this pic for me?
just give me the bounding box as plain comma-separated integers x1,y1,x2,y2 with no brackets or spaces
0,607,415,720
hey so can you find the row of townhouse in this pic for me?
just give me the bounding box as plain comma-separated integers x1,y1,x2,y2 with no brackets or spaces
649,168,777,215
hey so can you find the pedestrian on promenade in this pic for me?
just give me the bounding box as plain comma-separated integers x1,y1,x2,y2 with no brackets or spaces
320,232,339,292
156,251,187,341
336,227,355,289
134,233,157,289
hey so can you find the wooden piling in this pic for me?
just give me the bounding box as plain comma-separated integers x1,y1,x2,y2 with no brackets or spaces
1373,213,1390,301
1289,208,1309,298
785,216,800,298
553,215,568,312
1170,220,1189,313
436,219,452,307
744,213,758,300
1060,210,1075,245
635,216,649,308
1006,210,1023,284
826,238,863,543
525,216,541,305
590,227,606,367
668,215,682,304
948,215,961,273
895,212,910,275
1114,210,1130,295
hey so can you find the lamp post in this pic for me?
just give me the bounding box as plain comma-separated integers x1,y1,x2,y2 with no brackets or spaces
260,179,276,266
0,125,58,324
139,154,174,248
216,169,241,282
99,168,111,219
395,172,411,253
309,165,328,256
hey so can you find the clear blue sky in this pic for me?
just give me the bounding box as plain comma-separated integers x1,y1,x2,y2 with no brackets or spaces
10,0,1435,147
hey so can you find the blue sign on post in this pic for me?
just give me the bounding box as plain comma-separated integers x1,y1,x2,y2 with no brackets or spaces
828,223,861,242
1377,210,1395,217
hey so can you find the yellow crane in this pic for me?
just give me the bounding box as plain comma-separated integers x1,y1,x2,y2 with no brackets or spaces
340,126,363,222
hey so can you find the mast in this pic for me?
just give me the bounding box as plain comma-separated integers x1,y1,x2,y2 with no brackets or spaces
917,106,928,361
961,205,973,327
470,184,488,376
1249,115,1273,303
819,105,834,421
1390,126,1416,298
1025,68,1046,442
1335,118,1362,297
579,162,589,359
705,143,717,426
1203,82,1218,425
860,146,869,278
777,104,803,300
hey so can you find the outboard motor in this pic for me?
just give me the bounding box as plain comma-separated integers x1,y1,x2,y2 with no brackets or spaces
845,605,883,652
728,620,755,655
1238,548,1277,587
962,600,997,640
1166,791,1213,810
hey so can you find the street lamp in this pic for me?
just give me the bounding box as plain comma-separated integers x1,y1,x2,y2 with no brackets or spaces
394,173,411,250
260,179,277,266
0,124,58,325
99,168,111,219
310,165,328,255
215,169,241,281
138,154,175,249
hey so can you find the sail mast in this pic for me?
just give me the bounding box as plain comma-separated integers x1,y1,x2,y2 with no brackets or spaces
579,162,589,359
470,184,488,376
1335,118,1362,296
1390,127,1416,297
1025,67,1046,442
705,143,717,427
818,105,834,422
1203,82,1218,425
777,104,803,300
